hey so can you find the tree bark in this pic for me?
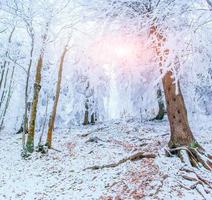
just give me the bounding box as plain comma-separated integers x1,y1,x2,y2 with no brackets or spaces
46,46,68,148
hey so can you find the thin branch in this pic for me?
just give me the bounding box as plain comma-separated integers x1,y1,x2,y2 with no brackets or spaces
84,152,156,170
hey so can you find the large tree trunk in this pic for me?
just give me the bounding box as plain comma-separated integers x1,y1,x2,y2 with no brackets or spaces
162,71,195,147
150,25,196,147
46,46,68,148
151,25,211,169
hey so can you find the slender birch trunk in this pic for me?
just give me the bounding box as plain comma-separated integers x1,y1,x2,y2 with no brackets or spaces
0,27,15,130
0,27,15,91
22,32,34,149
0,66,15,128
0,68,9,110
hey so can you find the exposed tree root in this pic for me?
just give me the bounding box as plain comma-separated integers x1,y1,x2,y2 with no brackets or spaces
180,167,212,189
164,145,212,198
178,167,212,199
181,174,211,199
84,152,156,170
165,146,212,170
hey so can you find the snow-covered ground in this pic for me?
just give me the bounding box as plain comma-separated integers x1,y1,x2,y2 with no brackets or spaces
0,117,211,200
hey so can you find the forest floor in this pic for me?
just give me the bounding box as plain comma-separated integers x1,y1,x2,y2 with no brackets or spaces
0,117,211,200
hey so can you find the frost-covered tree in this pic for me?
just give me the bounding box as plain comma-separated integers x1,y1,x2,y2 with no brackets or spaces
88,0,212,168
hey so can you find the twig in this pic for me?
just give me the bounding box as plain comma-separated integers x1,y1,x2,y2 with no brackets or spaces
81,126,109,138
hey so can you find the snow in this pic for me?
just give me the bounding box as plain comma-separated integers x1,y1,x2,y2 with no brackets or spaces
0,117,211,200
0,1,211,199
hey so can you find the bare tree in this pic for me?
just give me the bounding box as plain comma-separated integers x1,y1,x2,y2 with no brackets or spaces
0,65,15,127
0,26,16,130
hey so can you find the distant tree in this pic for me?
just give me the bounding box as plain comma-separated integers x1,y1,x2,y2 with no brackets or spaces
83,81,95,125
154,86,165,120
0,26,16,130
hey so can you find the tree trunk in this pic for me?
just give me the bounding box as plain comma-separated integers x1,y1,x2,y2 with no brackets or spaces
155,86,165,120
0,27,15,126
0,67,9,110
46,46,68,148
0,27,15,91
150,24,211,170
40,95,49,145
162,71,195,148
90,113,95,125
26,55,43,153
150,25,196,148
83,99,89,125
0,65,15,128
23,32,34,149
26,22,48,153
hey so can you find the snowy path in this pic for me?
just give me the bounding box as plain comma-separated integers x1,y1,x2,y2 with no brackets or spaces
0,118,211,200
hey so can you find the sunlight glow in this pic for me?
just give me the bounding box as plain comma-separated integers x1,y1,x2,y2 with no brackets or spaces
87,33,154,73
115,45,134,58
